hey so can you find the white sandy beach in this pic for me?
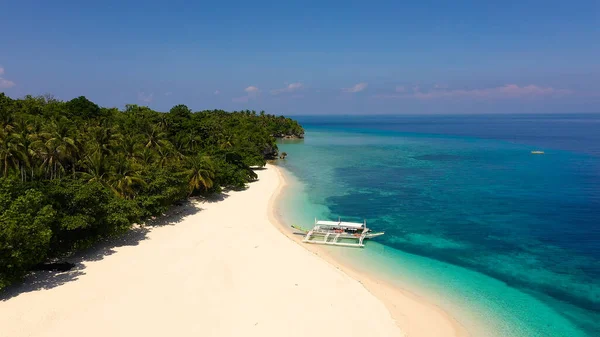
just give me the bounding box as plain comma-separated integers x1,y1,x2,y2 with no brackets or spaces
0,164,464,337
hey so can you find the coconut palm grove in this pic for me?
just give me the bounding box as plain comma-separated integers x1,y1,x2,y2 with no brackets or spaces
0,93,303,289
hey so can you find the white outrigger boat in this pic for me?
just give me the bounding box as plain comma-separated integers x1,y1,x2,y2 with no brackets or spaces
292,218,384,248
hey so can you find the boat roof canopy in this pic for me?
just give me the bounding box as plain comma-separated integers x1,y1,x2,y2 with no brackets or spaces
316,220,364,229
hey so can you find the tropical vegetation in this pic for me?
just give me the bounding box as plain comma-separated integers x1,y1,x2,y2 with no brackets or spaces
0,93,303,289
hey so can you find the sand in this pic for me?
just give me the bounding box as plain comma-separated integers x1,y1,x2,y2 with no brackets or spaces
0,164,465,337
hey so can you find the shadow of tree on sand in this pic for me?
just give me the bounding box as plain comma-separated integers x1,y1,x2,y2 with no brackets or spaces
0,198,210,302
198,191,231,203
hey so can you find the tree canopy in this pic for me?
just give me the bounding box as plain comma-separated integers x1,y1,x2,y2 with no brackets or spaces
0,93,303,289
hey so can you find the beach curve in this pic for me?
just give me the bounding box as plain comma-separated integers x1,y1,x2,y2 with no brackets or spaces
0,164,402,337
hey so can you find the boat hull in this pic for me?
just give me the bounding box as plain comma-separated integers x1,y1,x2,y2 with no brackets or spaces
291,224,384,247
305,231,384,239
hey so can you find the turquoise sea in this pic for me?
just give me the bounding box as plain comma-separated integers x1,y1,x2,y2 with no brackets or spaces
276,114,600,337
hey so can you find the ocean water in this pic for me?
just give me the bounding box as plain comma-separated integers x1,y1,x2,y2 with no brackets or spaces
275,114,600,337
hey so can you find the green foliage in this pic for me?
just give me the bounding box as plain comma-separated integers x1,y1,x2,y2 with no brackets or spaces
136,167,188,218
43,179,140,252
64,96,103,119
263,114,305,138
0,187,54,287
185,155,215,195
0,94,303,289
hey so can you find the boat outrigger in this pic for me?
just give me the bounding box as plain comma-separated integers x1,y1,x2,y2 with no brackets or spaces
292,218,384,248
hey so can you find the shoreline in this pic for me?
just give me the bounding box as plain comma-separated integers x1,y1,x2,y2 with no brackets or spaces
268,164,471,337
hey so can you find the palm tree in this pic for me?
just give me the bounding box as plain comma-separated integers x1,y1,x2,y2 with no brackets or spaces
0,110,15,133
174,132,202,155
185,155,215,195
121,134,144,161
109,155,145,199
33,140,66,179
219,134,233,150
45,117,78,178
17,132,36,181
88,125,122,157
157,114,171,130
155,144,181,168
0,130,26,178
143,124,170,150
79,151,108,186
137,148,156,167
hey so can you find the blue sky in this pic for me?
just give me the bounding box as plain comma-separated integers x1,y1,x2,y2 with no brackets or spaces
1,0,599,114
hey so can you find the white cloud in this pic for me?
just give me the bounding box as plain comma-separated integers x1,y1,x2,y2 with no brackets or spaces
271,82,303,95
343,82,368,93
214,90,220,95
395,86,405,93
164,92,172,96
137,92,154,103
0,78,15,89
0,66,16,89
233,86,260,102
